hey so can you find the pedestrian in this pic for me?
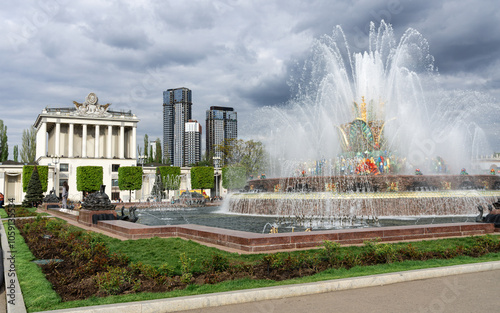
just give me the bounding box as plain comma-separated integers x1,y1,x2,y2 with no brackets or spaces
0,192,4,208
62,181,69,209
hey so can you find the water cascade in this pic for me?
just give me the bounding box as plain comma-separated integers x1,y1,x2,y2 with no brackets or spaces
228,21,500,224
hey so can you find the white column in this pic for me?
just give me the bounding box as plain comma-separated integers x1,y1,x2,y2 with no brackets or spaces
107,125,112,158
131,126,137,159
68,123,74,158
95,125,100,158
82,124,87,158
119,125,124,159
55,122,60,156
36,121,47,159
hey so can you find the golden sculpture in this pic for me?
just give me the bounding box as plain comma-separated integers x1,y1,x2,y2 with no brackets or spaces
338,96,389,153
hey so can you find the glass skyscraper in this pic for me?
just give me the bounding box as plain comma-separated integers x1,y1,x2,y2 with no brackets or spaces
163,88,192,166
206,106,237,168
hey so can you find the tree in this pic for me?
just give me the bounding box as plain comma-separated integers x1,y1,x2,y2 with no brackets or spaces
118,166,143,202
197,150,214,167
77,166,103,197
0,120,8,162
143,134,149,163
137,145,143,164
23,165,49,192
216,139,268,177
215,138,238,166
148,144,154,163
13,145,18,162
222,166,246,190
21,126,36,163
154,138,162,163
22,166,43,207
163,145,171,165
240,140,268,178
191,166,214,190
158,166,181,198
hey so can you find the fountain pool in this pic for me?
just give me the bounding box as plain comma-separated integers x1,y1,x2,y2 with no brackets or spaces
133,205,481,234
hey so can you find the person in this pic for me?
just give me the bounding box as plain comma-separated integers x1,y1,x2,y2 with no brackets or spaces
62,181,69,209
0,192,4,208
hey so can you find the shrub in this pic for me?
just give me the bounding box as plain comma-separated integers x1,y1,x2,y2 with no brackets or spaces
76,166,103,193
190,167,214,190
22,166,44,207
202,254,230,273
22,165,48,192
320,240,342,265
179,253,196,284
374,243,399,263
262,253,284,270
118,166,143,201
95,267,131,295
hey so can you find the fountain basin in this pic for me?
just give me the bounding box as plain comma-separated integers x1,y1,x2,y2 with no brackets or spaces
247,175,500,193
95,220,495,252
228,190,500,217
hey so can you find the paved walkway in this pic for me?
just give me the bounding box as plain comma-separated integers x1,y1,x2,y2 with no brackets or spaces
179,269,500,313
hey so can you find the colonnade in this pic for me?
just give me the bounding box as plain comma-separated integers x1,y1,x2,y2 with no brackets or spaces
36,120,137,159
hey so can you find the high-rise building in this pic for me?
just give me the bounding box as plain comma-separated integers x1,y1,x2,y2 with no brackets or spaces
206,106,237,168
163,88,192,166
185,120,202,166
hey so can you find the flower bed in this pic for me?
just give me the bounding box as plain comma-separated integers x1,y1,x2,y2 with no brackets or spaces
16,217,500,301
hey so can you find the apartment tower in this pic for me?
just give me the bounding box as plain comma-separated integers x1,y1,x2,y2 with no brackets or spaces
163,88,192,166
206,106,237,168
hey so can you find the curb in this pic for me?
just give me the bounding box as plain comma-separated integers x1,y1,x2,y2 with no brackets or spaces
36,260,500,313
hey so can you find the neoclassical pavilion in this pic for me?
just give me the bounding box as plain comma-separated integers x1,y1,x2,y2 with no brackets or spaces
34,93,139,201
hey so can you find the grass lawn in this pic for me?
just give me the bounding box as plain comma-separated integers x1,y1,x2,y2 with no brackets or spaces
7,215,500,312
0,207,43,218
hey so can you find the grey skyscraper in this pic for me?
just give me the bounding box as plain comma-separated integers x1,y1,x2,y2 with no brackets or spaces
185,120,202,166
163,88,192,166
206,106,237,168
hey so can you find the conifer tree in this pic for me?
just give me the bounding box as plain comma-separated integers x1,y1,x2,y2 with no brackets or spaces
13,145,18,162
22,166,44,207
0,120,8,162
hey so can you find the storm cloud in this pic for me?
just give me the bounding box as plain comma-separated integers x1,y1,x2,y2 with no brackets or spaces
1,0,499,154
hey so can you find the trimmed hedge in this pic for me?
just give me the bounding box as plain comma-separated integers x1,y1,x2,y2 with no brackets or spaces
118,166,143,191
22,166,44,207
158,166,181,190
190,167,214,190
23,165,48,192
222,166,246,190
76,166,103,193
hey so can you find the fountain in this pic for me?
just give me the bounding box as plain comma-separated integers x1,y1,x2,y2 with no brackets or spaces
227,21,500,226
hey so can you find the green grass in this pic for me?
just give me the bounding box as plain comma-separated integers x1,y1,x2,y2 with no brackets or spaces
0,207,46,218
3,221,61,311
101,236,263,274
12,218,500,312
25,252,500,312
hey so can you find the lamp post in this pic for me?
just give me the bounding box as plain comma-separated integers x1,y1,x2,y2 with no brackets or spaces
51,155,60,197
213,156,221,197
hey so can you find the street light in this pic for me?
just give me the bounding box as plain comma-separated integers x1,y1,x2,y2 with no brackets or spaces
213,157,221,198
51,155,60,196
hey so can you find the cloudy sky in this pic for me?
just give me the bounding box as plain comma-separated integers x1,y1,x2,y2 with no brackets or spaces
1,0,500,158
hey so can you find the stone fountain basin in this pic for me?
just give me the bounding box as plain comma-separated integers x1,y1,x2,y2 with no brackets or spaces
228,190,500,217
